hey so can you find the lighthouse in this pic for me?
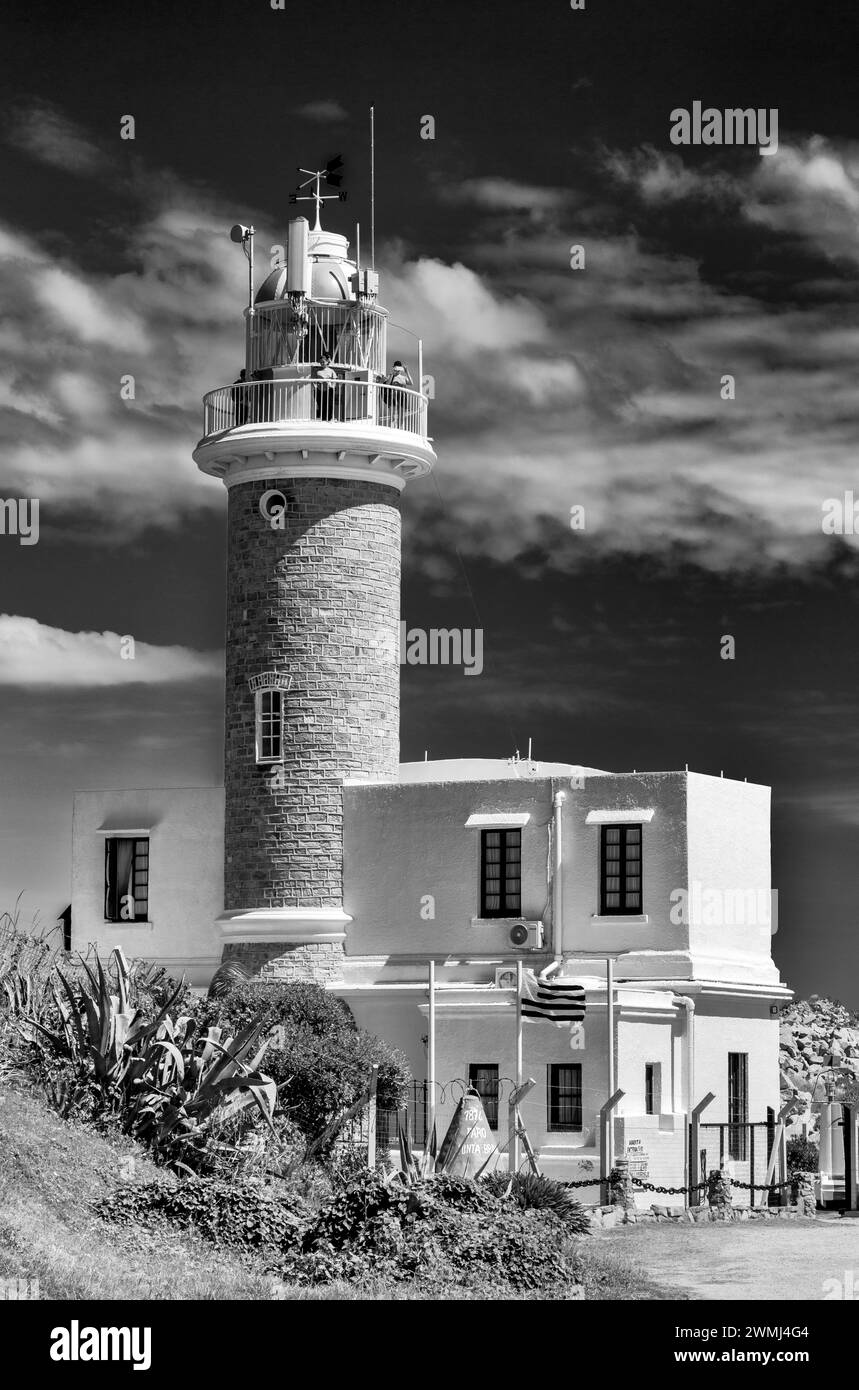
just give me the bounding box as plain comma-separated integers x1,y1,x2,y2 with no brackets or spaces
193,164,435,983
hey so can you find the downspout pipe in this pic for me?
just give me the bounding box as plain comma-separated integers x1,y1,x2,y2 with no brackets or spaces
673,994,696,1116
552,789,566,961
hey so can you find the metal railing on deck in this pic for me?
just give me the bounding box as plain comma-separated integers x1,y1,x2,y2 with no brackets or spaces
202,379,427,440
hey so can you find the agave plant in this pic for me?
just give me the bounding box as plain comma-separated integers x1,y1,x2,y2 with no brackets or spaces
17,946,277,1172
483,1171,590,1231
125,1013,277,1170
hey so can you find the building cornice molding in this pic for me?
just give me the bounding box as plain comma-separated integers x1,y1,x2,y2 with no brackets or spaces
218,906,351,944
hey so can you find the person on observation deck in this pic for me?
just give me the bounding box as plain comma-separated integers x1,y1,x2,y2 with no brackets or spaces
231,368,247,427
384,359,413,426
313,353,339,421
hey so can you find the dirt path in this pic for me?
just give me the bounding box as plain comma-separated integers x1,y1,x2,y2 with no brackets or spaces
601,1218,859,1300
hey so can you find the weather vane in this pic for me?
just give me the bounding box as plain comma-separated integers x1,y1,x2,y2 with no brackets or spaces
289,155,347,231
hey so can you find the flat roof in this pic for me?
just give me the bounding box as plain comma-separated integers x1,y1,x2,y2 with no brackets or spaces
396,758,607,783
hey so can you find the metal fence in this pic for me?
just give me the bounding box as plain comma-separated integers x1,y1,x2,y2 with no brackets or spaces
202,378,427,439
697,1120,778,1203
340,1081,429,1152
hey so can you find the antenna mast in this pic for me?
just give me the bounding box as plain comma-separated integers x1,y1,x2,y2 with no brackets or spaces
370,104,376,270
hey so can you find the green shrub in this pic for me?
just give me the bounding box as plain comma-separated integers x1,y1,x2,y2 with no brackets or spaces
786,1136,819,1175
483,1171,590,1232
206,982,411,1142
278,1173,579,1293
97,1178,307,1252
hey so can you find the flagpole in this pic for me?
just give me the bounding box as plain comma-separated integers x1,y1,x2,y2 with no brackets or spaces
428,959,436,1143
606,955,615,1173
514,957,523,1174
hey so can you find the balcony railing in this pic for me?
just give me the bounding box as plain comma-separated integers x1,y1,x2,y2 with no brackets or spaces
202,379,428,441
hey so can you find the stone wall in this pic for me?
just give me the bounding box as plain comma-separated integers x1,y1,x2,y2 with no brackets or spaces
221,940,344,986
223,475,401,914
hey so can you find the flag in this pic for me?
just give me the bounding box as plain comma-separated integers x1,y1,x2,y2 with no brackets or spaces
521,971,586,1026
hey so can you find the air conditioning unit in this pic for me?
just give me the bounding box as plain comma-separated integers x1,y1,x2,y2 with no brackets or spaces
508,920,543,950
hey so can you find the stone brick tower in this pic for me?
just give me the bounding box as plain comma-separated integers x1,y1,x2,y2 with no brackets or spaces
193,184,435,983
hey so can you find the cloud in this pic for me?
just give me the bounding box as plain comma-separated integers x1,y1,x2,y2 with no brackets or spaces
0,615,223,687
294,100,348,123
603,136,859,267
0,194,248,532
2,103,859,581
5,100,108,174
442,178,568,213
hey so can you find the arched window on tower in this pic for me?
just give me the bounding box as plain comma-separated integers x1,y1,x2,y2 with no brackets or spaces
255,689,283,764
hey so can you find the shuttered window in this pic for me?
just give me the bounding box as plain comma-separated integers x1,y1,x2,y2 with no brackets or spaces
600,824,642,914
480,828,522,917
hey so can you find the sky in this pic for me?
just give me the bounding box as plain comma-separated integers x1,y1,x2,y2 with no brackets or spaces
1,0,858,1003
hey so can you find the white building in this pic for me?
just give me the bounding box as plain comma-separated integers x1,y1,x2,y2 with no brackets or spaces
70,179,792,1199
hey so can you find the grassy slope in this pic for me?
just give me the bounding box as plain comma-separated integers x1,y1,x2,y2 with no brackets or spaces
0,1086,277,1300
0,1084,662,1300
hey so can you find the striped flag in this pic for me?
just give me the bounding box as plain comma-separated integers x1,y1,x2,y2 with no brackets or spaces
521,971,586,1026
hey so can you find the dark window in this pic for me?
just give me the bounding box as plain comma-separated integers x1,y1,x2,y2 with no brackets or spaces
468,1063,499,1131
645,1062,660,1115
548,1063,582,1132
728,1053,748,1160
257,690,283,762
104,838,149,923
600,824,642,914
480,828,521,917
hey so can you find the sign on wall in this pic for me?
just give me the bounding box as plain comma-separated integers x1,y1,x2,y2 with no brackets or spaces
625,1137,650,1180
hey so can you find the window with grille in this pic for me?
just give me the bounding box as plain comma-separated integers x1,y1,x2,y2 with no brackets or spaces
104,837,149,923
728,1052,748,1160
600,823,642,914
480,828,521,917
548,1063,582,1131
256,689,283,763
468,1063,499,1131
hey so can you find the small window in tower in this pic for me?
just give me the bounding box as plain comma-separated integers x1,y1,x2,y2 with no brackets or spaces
256,689,283,764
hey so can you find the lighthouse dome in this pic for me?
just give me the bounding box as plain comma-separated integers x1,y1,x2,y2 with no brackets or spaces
255,227,357,305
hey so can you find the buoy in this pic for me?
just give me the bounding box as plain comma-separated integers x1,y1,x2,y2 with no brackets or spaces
436,1087,499,1176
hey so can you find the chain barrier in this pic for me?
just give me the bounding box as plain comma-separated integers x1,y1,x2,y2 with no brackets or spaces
631,1178,706,1195
732,1178,793,1192
632,1176,794,1195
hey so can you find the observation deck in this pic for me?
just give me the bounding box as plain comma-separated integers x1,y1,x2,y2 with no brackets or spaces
193,214,436,489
